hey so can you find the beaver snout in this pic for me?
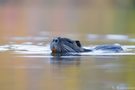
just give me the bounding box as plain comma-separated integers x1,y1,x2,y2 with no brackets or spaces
50,37,86,53
50,37,62,53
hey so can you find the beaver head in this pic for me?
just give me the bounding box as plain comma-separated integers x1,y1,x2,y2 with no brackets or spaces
50,37,84,53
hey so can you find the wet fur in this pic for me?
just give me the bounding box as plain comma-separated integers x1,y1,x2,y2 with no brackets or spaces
50,37,123,53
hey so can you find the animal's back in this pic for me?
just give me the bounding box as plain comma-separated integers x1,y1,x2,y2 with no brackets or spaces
50,37,123,54
93,44,123,52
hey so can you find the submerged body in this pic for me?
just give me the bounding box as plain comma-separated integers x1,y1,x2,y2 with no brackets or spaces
50,37,123,54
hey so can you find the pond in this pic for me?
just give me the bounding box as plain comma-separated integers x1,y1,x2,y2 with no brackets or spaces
0,33,135,90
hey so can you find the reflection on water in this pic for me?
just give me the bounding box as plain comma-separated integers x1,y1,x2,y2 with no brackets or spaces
50,55,81,66
0,35,135,90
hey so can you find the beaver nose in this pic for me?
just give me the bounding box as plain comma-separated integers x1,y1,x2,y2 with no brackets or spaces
52,48,57,53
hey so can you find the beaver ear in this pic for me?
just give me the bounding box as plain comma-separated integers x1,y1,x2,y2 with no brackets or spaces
75,40,82,47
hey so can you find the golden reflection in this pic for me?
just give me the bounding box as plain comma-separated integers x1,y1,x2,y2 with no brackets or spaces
13,59,27,90
0,52,135,90
0,53,14,90
127,56,135,89
64,66,80,90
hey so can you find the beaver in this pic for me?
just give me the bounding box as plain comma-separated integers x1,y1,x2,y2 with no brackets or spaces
50,37,123,53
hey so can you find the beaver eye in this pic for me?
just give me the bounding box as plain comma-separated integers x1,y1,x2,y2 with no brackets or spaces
53,39,58,43
55,40,58,42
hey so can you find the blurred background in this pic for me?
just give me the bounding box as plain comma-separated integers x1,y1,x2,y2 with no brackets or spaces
0,0,135,43
1,1,135,90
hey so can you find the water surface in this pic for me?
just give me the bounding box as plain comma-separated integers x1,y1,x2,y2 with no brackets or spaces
0,34,135,90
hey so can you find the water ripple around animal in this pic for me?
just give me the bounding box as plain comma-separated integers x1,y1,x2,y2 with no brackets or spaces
0,43,135,56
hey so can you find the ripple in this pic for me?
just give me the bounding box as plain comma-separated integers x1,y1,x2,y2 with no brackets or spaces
0,45,10,52
0,43,135,56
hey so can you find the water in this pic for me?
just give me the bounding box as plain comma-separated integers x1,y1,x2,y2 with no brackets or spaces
0,34,135,90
